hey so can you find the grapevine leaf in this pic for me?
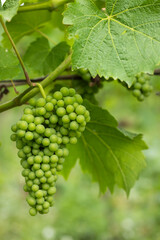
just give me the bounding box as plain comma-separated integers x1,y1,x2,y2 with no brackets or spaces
0,0,19,21
62,101,147,195
43,42,70,75
63,0,160,85
0,46,20,79
23,37,50,76
2,10,51,46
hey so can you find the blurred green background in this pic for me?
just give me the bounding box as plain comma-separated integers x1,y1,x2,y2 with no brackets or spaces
0,78,160,240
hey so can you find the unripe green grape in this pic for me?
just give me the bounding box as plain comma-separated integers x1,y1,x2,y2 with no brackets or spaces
29,207,37,216
32,149,39,156
42,208,49,214
133,82,141,90
62,136,69,144
34,155,42,164
56,107,66,117
36,124,45,134
35,190,43,198
40,176,47,183
26,180,33,187
36,169,44,178
138,94,145,102
73,102,78,109
36,98,46,107
56,149,63,157
42,183,50,190
69,88,76,96
32,163,40,171
44,171,52,178
22,169,30,177
26,196,36,206
66,105,74,113
142,84,151,92
32,143,40,149
28,123,36,131
43,201,50,209
23,184,28,192
47,196,54,203
23,107,33,115
17,120,28,130
42,156,50,164
70,121,79,130
33,132,39,139
50,134,58,143
56,164,63,171
28,172,36,180
44,148,52,156
32,184,39,192
60,127,68,136
49,143,58,152
51,168,56,175
50,155,58,163
42,138,50,147
36,197,44,204
25,132,34,141
53,91,63,100
70,137,77,144
49,115,58,124
48,187,56,195
17,130,26,138
58,157,65,164
34,117,43,125
23,146,31,154
45,102,54,112
75,94,83,104
35,136,43,145
10,134,17,141
11,124,17,132
133,89,141,97
33,178,40,185
18,150,26,158
41,164,50,172
24,114,34,124
69,112,77,120
50,163,57,168
46,95,52,102
76,105,86,115
63,148,69,157
21,160,30,169
57,100,64,107
16,140,24,149
138,77,145,84
60,87,69,96
36,205,43,211
64,96,74,105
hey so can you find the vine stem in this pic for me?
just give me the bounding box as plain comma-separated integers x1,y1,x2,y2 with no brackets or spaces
0,75,81,87
0,17,32,86
0,54,72,113
18,0,72,12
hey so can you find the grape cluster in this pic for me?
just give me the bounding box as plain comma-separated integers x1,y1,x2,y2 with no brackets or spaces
10,87,90,216
131,73,153,101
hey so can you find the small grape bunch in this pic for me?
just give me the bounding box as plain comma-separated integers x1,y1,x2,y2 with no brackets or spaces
75,69,104,102
11,87,90,216
132,73,153,101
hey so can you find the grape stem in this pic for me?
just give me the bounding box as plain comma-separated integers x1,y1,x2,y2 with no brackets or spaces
34,83,46,99
18,0,72,12
0,16,32,87
0,54,72,113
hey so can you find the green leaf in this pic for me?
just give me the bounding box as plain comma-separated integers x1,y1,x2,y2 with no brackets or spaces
0,0,19,21
62,101,147,195
23,37,50,76
0,46,20,79
43,42,70,75
2,10,51,46
63,0,160,86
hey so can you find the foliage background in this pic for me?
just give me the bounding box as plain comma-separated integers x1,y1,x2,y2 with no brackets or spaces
0,78,160,240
